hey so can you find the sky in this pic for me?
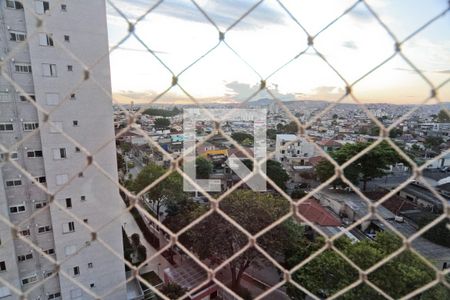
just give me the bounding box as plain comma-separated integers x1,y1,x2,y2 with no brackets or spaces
106,0,450,105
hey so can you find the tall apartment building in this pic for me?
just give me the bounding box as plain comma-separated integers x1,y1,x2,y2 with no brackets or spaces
0,1,126,299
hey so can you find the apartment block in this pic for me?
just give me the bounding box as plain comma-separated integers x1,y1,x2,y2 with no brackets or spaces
0,1,126,299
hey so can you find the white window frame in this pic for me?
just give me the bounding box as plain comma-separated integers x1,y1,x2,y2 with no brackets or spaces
37,225,51,234
14,63,32,73
0,90,10,102
6,0,23,9
9,204,26,214
52,148,67,160
0,123,14,131
23,122,39,131
5,179,22,187
21,274,38,286
39,33,54,46
27,150,43,158
9,30,26,42
35,0,49,14
41,63,57,77
62,221,75,234
0,151,18,161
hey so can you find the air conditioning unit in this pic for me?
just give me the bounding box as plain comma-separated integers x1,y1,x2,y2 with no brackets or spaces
11,58,14,62
6,26,10,30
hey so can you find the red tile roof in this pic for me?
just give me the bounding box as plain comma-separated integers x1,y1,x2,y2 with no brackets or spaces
298,198,341,227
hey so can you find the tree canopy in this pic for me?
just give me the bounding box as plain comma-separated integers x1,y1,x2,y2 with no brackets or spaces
437,109,450,123
242,159,290,190
154,118,171,129
315,141,404,190
181,190,290,290
289,232,450,299
129,163,186,219
143,107,181,117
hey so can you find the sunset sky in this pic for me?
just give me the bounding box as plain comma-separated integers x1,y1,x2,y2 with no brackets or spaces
106,0,450,105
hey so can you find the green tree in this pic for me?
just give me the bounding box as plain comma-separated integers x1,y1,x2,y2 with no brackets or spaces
195,156,212,179
242,159,290,190
418,214,450,248
437,109,450,123
315,141,403,190
424,136,444,152
289,232,450,299
130,164,185,220
159,282,186,300
231,132,254,145
267,129,277,140
154,118,170,129
183,190,290,290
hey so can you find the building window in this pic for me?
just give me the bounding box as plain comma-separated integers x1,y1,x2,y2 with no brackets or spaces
35,0,49,14
64,35,70,42
46,93,59,105
9,204,26,214
61,4,67,11
65,198,72,208
72,120,78,126
43,248,55,255
89,283,95,288
37,225,52,234
23,122,39,131
6,1,23,9
0,123,14,131
20,94,36,102
80,195,86,201
0,90,10,102
5,179,22,187
75,147,80,153
34,176,46,184
39,33,54,46
42,63,57,77
15,63,32,73
9,31,26,42
87,262,93,268
63,221,75,233
21,274,38,285
0,261,6,272
67,65,73,72
0,151,18,161
35,201,47,209
17,253,33,262
53,148,67,159
20,229,30,236
48,292,61,299
56,174,68,186
73,266,80,276
27,150,43,158
70,93,76,100
83,219,88,223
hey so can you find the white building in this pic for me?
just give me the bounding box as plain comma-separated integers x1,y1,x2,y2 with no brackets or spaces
274,134,316,164
0,1,127,299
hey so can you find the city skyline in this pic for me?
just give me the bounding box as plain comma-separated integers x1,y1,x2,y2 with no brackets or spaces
107,0,450,105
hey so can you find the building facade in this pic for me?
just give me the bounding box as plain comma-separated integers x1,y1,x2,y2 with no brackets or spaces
0,1,126,299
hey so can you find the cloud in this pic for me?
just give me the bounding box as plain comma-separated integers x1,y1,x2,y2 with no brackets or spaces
108,0,286,30
225,81,297,102
342,40,358,49
296,86,345,101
